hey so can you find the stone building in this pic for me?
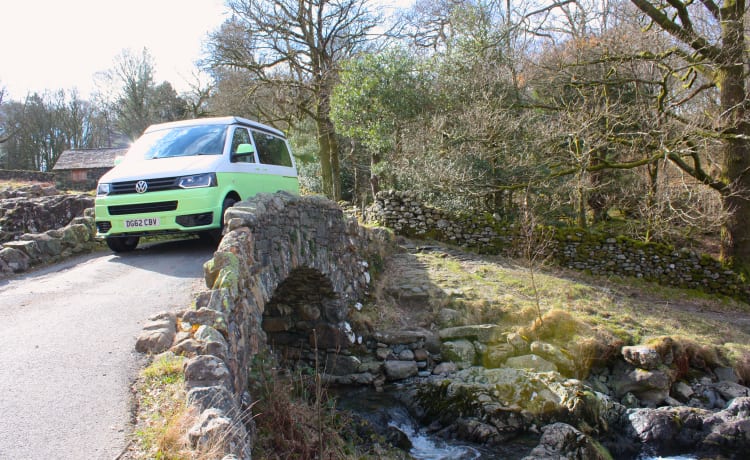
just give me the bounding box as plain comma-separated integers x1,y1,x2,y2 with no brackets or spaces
52,148,126,191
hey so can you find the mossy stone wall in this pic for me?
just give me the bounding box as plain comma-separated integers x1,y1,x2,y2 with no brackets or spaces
368,190,748,300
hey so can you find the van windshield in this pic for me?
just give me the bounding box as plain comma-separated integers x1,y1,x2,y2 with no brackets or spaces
128,125,227,159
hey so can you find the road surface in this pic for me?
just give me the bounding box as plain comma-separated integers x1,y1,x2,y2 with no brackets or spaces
0,239,215,460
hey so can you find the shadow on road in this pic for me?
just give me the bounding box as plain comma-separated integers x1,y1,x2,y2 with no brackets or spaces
106,237,217,278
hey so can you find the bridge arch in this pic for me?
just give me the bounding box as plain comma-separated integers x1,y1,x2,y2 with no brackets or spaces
199,192,391,396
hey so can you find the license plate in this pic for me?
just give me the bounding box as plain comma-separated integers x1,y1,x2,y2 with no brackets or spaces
124,217,160,228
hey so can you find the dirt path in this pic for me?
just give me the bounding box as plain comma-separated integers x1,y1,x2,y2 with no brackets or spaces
0,239,213,460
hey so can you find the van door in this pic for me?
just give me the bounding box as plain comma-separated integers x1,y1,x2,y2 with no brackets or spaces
250,129,299,194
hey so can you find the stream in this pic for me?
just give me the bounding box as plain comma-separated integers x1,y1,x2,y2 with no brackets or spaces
332,386,700,460
331,386,536,459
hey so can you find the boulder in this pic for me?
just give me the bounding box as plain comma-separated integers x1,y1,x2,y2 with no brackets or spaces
439,324,505,343
415,367,617,446
384,360,418,381
530,341,576,374
0,247,30,273
711,381,750,401
135,312,177,354
505,354,558,373
482,343,514,368
507,332,530,353
441,339,477,364
612,362,671,406
622,345,663,370
522,423,610,460
373,329,430,345
184,355,233,390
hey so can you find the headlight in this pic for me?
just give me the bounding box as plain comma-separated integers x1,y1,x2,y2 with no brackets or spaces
97,183,111,196
178,173,217,188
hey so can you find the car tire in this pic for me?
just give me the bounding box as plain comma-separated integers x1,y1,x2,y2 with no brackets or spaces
106,236,140,253
201,196,237,244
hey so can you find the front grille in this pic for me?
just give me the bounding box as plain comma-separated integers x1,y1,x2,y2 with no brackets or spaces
108,201,178,216
96,221,112,232
110,177,179,195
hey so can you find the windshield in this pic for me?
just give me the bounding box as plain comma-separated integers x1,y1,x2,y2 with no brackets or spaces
127,125,228,159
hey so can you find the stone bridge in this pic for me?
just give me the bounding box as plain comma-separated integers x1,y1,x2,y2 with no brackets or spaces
177,192,393,457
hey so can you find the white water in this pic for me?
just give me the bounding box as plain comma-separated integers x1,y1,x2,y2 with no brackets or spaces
390,422,483,460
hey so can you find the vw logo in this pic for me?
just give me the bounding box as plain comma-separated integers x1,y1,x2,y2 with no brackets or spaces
135,180,148,194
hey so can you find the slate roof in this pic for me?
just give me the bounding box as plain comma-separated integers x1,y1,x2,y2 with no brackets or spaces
52,148,127,170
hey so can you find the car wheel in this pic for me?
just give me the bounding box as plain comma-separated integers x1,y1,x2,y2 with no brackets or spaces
202,196,237,244
106,236,140,253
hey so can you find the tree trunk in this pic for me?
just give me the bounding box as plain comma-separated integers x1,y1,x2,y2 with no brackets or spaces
315,87,342,201
718,0,750,270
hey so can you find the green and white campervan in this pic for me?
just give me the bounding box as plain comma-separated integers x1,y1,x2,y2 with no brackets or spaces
94,116,299,252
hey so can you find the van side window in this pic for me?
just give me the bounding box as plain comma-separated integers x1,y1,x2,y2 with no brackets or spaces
230,128,255,163
253,132,293,167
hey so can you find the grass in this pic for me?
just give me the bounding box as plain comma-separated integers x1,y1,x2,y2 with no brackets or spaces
129,352,192,460
372,245,750,379
248,352,407,459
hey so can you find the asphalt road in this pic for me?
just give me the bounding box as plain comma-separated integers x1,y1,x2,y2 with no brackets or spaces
0,238,215,460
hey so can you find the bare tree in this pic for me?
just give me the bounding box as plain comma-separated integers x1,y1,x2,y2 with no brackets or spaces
204,0,382,200
625,0,750,270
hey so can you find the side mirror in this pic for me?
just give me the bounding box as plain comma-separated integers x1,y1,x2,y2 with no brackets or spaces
232,144,255,161
235,143,254,155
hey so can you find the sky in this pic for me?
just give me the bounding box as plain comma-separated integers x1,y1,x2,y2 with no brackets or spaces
1,0,412,101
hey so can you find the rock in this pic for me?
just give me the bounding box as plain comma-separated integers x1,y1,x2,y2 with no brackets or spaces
439,324,505,343
413,348,429,361
711,381,750,401
622,345,662,370
504,354,558,373
373,329,429,345
135,312,177,354
414,366,618,446
715,366,740,383
507,332,529,353
171,338,203,357
186,385,240,418
0,247,30,272
612,362,671,406
482,343,514,368
184,355,233,390
325,354,361,376
384,360,418,381
181,308,229,334
386,426,413,451
522,423,610,460
438,308,462,325
672,381,694,402
626,405,713,456
195,325,230,361
398,349,415,361
3,240,42,262
702,397,750,452
188,408,233,450
530,341,575,374
441,339,477,364
433,362,458,375
19,233,62,257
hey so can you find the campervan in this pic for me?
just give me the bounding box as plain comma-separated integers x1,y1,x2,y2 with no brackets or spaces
94,116,298,252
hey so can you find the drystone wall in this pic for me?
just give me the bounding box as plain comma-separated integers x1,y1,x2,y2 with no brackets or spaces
0,169,55,183
367,190,748,300
137,192,395,458
0,184,100,274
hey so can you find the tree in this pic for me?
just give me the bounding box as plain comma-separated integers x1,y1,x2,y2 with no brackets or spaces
331,50,429,199
0,90,106,171
626,0,750,269
204,0,382,200
99,48,188,140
